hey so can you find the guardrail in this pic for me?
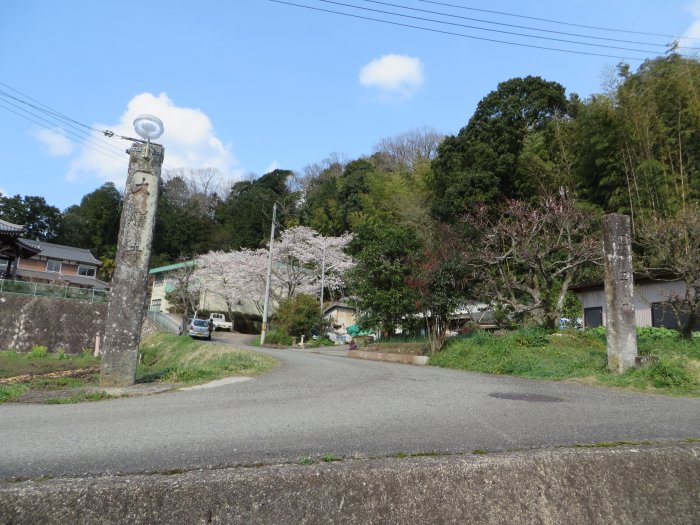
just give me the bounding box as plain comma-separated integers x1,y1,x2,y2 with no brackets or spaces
0,278,110,303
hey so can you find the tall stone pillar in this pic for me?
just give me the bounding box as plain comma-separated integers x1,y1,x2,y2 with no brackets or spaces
602,213,638,373
101,142,164,387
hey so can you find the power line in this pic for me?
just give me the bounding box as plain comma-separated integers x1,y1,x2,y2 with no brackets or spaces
0,83,130,159
0,82,104,134
416,0,699,41
315,0,661,54
0,82,179,172
268,0,649,60
0,99,127,165
360,0,695,50
0,91,128,160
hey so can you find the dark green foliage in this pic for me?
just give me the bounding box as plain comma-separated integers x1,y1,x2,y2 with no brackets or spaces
275,294,322,338
152,176,220,261
233,312,263,335
302,159,374,235
217,169,295,250
55,183,122,258
429,76,568,221
346,218,421,334
0,194,62,241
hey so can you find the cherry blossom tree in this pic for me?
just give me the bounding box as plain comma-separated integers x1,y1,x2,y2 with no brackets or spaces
195,227,353,320
273,226,353,301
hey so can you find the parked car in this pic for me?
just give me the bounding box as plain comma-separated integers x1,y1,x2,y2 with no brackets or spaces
188,318,211,340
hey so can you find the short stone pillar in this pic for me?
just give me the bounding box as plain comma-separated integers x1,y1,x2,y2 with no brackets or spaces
101,142,164,387
602,214,638,373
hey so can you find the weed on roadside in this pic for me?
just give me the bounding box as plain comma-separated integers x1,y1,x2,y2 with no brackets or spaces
30,345,48,358
0,384,28,403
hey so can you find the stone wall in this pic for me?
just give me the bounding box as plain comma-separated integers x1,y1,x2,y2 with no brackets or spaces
1,443,698,524
0,293,107,354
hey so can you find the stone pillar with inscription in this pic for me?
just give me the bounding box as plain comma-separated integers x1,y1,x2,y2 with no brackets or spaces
101,142,164,387
602,213,638,373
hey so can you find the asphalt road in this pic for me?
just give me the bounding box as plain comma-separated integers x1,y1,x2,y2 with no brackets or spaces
1,336,699,480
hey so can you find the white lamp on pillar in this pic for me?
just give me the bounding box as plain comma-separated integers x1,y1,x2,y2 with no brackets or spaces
133,114,164,155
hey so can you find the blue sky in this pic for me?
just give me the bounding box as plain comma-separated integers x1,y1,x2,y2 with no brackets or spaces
2,1,699,210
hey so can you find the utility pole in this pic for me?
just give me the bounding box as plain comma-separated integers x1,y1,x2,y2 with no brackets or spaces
260,202,277,345
320,240,326,319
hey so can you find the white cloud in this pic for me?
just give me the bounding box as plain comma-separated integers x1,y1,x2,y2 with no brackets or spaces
34,128,75,156
359,54,424,98
67,92,242,186
683,0,700,40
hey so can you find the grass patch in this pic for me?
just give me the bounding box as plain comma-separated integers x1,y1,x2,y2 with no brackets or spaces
44,391,115,404
137,332,278,385
429,328,699,395
0,383,28,403
0,350,98,379
0,334,276,403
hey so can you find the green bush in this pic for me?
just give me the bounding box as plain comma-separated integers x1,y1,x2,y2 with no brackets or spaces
276,294,322,338
264,329,293,346
56,348,67,360
587,326,683,342
636,326,680,341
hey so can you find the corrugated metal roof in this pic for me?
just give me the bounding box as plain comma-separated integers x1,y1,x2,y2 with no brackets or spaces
20,239,101,266
149,260,196,274
15,268,110,289
0,219,25,234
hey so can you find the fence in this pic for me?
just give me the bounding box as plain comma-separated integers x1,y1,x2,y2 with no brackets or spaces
146,310,181,334
0,278,110,303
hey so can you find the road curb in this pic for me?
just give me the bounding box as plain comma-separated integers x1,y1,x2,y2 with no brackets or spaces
348,349,429,365
2,443,698,524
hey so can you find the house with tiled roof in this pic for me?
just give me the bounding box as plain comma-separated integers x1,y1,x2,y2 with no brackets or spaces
0,218,108,289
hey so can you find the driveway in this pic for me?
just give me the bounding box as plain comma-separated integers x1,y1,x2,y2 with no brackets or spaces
1,337,698,480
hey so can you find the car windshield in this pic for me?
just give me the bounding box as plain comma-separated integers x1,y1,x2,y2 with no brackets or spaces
192,319,208,327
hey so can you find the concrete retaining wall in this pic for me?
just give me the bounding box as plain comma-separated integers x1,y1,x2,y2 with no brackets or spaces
0,293,107,354
1,443,698,524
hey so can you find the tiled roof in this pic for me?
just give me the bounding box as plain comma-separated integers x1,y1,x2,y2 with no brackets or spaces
20,239,101,266
0,219,25,234
15,268,110,289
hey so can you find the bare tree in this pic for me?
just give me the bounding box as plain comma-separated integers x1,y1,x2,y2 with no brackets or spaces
162,167,229,219
637,204,700,338
162,260,201,331
374,126,445,171
464,196,603,329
